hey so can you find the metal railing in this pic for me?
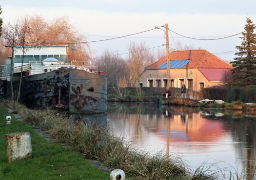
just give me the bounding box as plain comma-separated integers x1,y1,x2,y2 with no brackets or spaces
0,65,8,80
0,61,100,81
13,64,30,73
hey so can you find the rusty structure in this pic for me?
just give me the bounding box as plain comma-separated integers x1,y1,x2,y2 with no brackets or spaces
0,46,107,113
20,68,107,113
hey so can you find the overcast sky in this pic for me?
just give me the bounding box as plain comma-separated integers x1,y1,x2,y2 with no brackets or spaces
1,0,256,62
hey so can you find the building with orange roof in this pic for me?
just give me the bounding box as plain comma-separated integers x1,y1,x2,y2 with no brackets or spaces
138,49,233,91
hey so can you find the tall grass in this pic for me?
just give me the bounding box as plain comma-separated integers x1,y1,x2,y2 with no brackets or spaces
1,100,248,180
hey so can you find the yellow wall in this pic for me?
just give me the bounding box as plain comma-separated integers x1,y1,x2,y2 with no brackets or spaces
139,68,223,91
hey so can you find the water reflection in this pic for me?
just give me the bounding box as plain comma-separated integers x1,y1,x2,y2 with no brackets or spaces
69,113,107,127
106,102,256,178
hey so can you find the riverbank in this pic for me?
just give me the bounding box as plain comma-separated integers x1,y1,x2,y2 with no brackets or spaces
0,100,238,180
0,105,111,180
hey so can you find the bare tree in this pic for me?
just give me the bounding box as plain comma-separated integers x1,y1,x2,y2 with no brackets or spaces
222,70,233,86
127,42,155,87
2,15,91,63
97,49,127,87
126,42,155,100
2,21,26,101
0,36,11,65
175,40,195,50
16,17,32,102
3,17,33,102
28,15,91,62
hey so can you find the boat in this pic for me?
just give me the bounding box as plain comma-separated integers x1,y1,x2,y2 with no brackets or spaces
0,45,107,114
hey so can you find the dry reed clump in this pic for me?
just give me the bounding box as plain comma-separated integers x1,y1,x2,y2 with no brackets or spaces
121,154,188,180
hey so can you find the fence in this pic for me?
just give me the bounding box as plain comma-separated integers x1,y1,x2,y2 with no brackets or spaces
107,87,203,100
202,87,256,103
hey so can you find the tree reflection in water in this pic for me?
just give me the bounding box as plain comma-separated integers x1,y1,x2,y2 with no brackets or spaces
106,102,256,178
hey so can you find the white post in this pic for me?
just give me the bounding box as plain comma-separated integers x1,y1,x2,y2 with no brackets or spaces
6,116,11,125
110,169,125,180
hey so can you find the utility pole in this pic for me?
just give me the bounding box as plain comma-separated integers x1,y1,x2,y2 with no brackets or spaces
165,23,170,88
165,24,171,161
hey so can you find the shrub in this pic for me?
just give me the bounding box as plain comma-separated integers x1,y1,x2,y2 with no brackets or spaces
239,88,246,102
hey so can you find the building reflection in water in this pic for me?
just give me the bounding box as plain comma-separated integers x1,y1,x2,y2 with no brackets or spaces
106,102,256,177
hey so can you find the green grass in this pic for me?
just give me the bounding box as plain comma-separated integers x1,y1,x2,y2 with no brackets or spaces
0,107,109,180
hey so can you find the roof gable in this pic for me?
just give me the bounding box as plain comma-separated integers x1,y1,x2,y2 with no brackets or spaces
198,68,231,81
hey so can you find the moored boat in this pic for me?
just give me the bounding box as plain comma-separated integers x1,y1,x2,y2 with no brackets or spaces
0,45,107,113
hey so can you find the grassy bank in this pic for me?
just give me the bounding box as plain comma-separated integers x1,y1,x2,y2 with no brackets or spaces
0,100,226,180
0,105,110,180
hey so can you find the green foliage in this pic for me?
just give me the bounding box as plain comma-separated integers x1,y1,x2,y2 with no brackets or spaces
253,89,256,102
0,6,2,37
231,17,256,86
212,102,221,108
239,88,246,102
227,88,236,103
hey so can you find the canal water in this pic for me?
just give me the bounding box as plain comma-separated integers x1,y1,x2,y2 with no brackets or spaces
79,102,256,178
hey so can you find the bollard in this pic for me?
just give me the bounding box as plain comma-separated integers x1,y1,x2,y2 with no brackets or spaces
5,132,32,162
110,169,125,180
6,116,11,125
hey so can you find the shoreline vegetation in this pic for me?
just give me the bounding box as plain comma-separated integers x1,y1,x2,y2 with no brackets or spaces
0,100,251,180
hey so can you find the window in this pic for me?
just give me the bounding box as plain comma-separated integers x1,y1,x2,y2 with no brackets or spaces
188,79,193,90
148,80,153,87
41,55,48,61
163,79,167,87
179,79,184,87
24,55,34,63
140,83,143,87
200,82,204,90
156,80,161,88
14,55,22,63
171,79,174,87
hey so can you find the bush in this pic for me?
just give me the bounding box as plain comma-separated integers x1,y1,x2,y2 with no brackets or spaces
239,88,246,102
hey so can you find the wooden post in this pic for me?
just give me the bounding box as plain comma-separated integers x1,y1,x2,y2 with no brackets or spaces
5,132,32,162
165,23,170,88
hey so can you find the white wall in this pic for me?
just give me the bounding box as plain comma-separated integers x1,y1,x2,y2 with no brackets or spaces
14,46,68,56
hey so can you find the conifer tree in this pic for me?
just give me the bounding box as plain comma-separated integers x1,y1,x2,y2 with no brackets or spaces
0,6,2,36
231,17,256,86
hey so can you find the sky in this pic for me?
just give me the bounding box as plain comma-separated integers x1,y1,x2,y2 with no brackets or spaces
1,0,256,62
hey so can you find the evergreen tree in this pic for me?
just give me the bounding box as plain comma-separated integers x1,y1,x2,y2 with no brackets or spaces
0,6,2,37
231,17,256,86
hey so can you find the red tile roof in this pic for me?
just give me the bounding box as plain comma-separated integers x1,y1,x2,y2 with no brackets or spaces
198,68,231,82
145,49,233,69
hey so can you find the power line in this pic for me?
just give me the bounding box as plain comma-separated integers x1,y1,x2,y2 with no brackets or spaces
166,27,242,40
115,44,166,56
87,34,164,39
82,28,156,43
94,44,165,59
213,50,237,55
